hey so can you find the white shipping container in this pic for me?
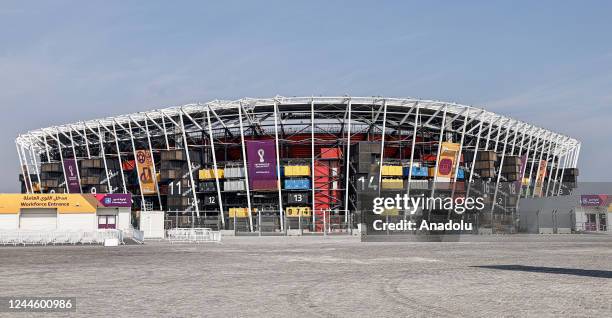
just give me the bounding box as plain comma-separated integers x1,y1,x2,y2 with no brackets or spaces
224,167,245,178
224,180,246,191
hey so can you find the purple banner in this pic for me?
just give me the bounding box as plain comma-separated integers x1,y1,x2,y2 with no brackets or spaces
580,195,608,207
63,159,81,193
95,193,132,207
246,140,277,190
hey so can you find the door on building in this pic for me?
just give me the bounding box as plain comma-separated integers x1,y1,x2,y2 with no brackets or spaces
98,215,116,229
19,209,57,231
598,213,607,231
586,213,597,231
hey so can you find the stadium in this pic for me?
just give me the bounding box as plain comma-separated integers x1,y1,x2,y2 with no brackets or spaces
14,96,581,234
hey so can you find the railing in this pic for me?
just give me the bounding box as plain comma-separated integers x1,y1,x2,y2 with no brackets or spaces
575,222,604,232
166,228,222,243
0,230,124,246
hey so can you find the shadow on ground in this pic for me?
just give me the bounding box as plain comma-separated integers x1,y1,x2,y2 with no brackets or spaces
473,264,612,278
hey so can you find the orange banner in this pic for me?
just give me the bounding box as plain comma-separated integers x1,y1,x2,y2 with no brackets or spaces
534,160,547,197
135,150,157,195
435,142,460,182
0,194,98,214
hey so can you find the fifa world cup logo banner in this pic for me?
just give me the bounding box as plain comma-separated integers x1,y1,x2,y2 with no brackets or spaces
135,150,157,194
435,142,460,182
246,140,278,190
63,159,81,193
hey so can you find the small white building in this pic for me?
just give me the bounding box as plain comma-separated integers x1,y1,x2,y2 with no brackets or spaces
0,194,131,232
575,194,612,232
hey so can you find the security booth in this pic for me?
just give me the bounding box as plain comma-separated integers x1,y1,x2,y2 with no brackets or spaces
575,195,611,232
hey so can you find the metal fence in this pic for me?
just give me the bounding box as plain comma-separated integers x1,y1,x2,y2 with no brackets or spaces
166,228,222,243
0,229,124,246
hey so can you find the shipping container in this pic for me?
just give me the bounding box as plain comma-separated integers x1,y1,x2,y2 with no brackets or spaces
224,180,246,191
477,151,497,162
474,161,495,170
224,167,245,178
285,206,312,218
381,165,403,177
199,168,224,180
228,207,250,218
320,147,342,159
284,165,310,177
381,178,404,190
284,178,310,190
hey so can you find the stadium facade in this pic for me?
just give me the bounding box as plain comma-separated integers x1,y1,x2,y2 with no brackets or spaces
14,96,581,233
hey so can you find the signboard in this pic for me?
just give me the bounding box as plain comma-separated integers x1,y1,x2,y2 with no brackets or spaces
63,159,81,193
580,195,608,207
287,192,309,204
135,150,157,194
94,193,132,207
246,140,278,190
435,142,460,182
0,194,98,214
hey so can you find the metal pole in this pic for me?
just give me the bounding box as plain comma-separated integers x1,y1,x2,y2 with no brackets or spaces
161,115,170,150
430,105,448,200
526,131,542,196
406,103,419,221
552,145,565,196
56,132,70,193
451,107,470,199
28,145,42,193
97,126,113,193
491,120,516,219
127,120,147,211
144,118,163,209
68,130,83,193
378,100,388,193
343,99,352,228
465,122,484,201
112,122,128,193
43,135,51,163
16,142,30,193
311,99,316,230
237,104,254,232
574,144,581,168
272,101,285,232
82,127,92,159
179,110,201,219
532,132,549,198
545,136,561,197
557,148,571,196
206,108,225,228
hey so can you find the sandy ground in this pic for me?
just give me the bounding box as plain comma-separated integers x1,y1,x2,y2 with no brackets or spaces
1,234,612,317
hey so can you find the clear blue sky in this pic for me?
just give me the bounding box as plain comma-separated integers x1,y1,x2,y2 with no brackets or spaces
1,1,611,191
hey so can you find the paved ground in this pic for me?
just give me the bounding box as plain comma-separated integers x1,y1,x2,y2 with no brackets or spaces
1,235,612,317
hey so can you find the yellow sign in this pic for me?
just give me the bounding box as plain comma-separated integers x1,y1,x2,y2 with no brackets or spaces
136,150,157,195
0,194,98,214
436,142,460,182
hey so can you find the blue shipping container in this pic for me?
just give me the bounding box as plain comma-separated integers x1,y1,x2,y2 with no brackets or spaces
457,168,465,179
284,179,310,190
404,166,429,177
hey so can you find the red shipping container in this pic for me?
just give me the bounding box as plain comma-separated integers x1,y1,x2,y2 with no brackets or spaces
320,148,342,159
122,160,135,171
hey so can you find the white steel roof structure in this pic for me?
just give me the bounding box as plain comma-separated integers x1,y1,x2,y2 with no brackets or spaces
16,96,580,159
